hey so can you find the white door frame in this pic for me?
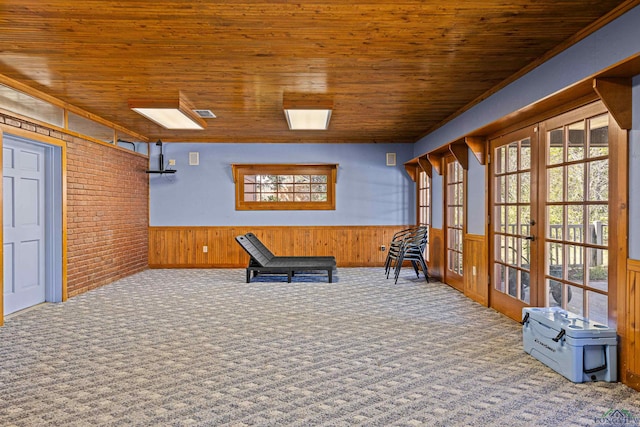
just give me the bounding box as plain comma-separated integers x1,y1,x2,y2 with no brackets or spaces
2,132,63,319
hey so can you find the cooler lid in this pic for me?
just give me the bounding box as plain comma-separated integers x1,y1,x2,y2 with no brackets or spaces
523,307,616,339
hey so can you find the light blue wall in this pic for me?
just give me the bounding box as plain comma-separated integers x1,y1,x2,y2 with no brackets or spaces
466,150,486,235
630,75,640,259
149,143,415,226
415,5,640,242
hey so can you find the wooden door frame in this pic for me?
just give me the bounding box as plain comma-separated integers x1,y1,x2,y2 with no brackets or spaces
443,154,465,291
488,125,540,321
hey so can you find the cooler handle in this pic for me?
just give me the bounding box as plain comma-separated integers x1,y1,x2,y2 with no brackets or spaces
521,312,529,325
552,329,566,342
583,347,608,374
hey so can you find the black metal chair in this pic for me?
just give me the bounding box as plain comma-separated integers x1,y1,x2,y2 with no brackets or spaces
393,226,429,284
384,227,417,279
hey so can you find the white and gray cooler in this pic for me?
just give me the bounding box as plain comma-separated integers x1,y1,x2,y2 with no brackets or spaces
522,307,617,383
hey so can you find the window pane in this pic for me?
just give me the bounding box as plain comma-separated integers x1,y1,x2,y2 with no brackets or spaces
567,163,584,202
507,142,518,172
507,206,517,235
567,121,585,161
547,242,562,278
294,184,310,193
497,176,506,203
278,193,293,202
588,159,608,201
547,279,563,307
521,270,530,304
587,291,608,325
311,184,327,193
495,264,506,292
566,285,584,317
294,193,310,202
519,206,530,236
260,193,277,202
589,114,608,158
495,235,506,263
548,128,564,165
311,193,327,202
295,175,310,183
547,167,563,202
566,206,583,243
587,205,608,245
311,175,327,183
587,248,608,291
519,172,530,203
495,146,506,174
520,138,531,170
566,244,584,285
547,206,563,240
507,267,517,297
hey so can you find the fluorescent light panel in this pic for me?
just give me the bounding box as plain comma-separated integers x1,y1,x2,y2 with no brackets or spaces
284,109,332,130
129,93,207,130
131,107,204,130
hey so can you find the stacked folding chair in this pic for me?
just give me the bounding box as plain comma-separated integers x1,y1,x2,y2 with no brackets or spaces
384,226,429,284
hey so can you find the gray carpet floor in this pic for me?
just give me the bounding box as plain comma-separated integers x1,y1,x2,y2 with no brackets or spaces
1,267,639,426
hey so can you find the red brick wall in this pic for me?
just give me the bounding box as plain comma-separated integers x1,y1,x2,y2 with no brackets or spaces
1,114,149,298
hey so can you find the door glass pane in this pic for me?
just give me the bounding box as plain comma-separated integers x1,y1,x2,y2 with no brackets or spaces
521,270,530,304
547,167,563,202
547,242,562,278
588,159,608,201
507,267,517,297
587,248,608,291
506,175,517,203
547,205,563,240
567,121,585,161
519,172,530,203
587,291,608,325
589,114,608,158
547,279,563,307
519,206,530,236
567,164,584,202
587,205,608,245
520,138,531,170
495,264,506,292
507,143,518,172
548,128,564,164
566,244,584,285
566,206,583,243
566,285,583,317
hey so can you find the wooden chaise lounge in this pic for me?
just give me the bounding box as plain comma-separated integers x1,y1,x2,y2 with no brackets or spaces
235,233,336,283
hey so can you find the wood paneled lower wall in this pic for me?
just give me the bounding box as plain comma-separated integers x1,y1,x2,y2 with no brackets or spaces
463,234,488,306
625,258,640,391
149,225,410,268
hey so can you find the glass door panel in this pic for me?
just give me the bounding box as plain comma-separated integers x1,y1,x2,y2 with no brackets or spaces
541,111,610,324
445,156,464,290
490,126,538,320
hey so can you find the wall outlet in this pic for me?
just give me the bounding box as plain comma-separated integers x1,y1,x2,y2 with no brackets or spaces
472,266,477,276
380,245,386,251
203,245,208,253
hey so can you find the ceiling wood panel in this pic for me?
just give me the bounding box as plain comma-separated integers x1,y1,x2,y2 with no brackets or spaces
0,0,634,143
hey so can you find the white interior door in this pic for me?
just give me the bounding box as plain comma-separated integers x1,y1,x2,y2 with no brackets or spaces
4,138,46,314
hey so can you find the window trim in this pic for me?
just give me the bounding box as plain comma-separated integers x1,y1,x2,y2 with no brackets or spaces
231,163,337,211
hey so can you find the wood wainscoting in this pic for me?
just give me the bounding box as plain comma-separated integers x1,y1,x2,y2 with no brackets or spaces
463,234,488,306
625,258,640,391
427,228,445,282
149,225,410,268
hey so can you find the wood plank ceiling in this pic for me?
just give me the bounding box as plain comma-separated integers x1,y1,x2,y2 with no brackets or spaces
0,0,634,143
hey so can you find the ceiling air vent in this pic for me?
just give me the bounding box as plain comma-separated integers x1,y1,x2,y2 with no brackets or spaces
193,109,216,119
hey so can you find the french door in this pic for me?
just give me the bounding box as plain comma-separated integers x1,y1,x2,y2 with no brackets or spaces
490,102,614,324
490,127,539,320
445,155,464,291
